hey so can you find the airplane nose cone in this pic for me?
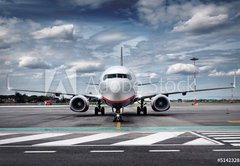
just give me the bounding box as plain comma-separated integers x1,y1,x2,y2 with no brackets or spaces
110,80,121,93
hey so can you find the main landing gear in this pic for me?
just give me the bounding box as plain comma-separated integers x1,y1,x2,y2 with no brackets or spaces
137,99,147,115
95,100,105,115
113,107,123,122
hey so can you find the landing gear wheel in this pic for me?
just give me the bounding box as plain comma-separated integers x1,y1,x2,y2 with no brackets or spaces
137,106,141,115
113,108,123,122
95,107,99,115
101,107,105,115
143,106,147,115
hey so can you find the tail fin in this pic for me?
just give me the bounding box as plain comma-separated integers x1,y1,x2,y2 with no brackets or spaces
121,47,123,66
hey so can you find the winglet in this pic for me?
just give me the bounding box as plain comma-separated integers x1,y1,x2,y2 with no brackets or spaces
6,74,12,90
233,71,236,88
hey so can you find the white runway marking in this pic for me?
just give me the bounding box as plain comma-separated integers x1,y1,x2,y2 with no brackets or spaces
0,133,15,136
183,138,218,145
112,132,184,146
190,131,223,145
208,135,240,137
213,149,240,152
214,137,240,140
0,105,68,108
231,144,240,146
34,132,127,146
90,150,124,153
222,140,240,143
24,151,56,153
0,133,70,145
149,150,180,152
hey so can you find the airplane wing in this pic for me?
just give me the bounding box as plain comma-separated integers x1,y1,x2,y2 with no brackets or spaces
135,85,235,101
7,74,100,100
137,75,236,100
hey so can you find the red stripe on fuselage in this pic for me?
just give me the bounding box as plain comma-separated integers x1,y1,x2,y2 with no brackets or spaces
102,95,135,104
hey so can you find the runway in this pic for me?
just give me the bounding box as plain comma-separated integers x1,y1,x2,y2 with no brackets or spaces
0,103,240,165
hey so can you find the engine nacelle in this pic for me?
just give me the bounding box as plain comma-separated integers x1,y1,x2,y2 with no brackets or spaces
70,95,89,112
151,94,170,112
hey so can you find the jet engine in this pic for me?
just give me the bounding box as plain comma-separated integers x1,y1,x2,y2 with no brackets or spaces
70,95,89,112
151,94,170,112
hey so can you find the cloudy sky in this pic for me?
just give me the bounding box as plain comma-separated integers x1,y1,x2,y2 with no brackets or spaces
0,0,239,99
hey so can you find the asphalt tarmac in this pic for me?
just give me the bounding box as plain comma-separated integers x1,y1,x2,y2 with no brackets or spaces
0,103,240,166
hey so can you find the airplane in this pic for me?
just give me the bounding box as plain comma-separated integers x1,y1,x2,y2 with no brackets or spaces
7,47,236,122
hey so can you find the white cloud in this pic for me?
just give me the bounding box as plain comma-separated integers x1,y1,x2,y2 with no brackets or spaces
69,61,104,73
209,69,240,77
94,32,129,43
58,0,113,9
156,54,186,62
0,17,23,48
32,24,76,40
199,65,214,73
136,72,158,79
167,63,198,75
173,5,228,33
19,56,51,69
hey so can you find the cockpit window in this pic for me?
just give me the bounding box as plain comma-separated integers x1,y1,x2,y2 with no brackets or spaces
103,73,132,80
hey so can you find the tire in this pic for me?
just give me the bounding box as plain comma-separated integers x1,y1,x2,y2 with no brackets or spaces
101,107,105,115
137,107,141,115
95,107,99,115
143,106,147,115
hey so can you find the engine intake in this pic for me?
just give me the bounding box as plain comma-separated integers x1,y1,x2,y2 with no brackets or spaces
70,95,89,112
151,94,170,112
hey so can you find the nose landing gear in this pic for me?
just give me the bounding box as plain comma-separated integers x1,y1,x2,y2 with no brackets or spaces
113,107,123,122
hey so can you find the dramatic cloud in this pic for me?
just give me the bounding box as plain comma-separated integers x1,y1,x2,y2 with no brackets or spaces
93,32,129,43
167,63,216,75
167,63,198,75
156,54,186,62
0,17,23,48
58,0,113,9
19,56,51,69
209,69,240,77
136,72,158,79
173,5,228,33
69,61,104,73
32,24,76,40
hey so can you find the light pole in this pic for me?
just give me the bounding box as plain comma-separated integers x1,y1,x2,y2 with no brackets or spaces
190,57,199,105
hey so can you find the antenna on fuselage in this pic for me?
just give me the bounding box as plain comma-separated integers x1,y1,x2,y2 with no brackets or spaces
121,47,123,66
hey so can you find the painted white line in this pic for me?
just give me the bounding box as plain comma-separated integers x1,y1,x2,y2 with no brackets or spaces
189,131,223,145
201,132,240,134
90,150,124,153
213,149,240,152
214,137,240,140
0,133,15,136
0,105,68,108
231,144,240,146
184,138,218,145
222,140,240,143
149,150,180,152
208,135,240,137
24,151,56,153
112,132,184,146
0,133,70,145
34,133,127,146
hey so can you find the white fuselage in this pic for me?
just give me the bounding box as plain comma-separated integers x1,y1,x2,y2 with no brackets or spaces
99,66,137,108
